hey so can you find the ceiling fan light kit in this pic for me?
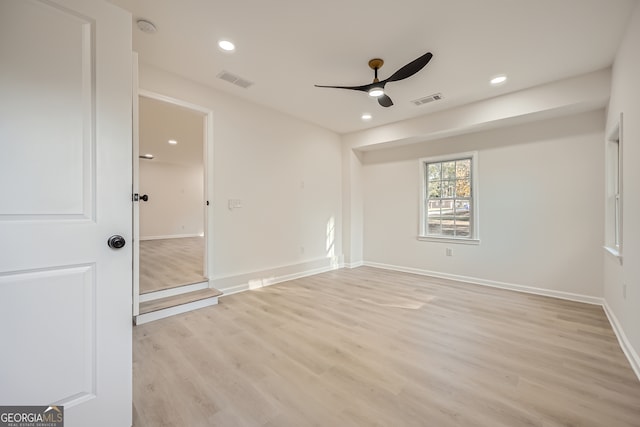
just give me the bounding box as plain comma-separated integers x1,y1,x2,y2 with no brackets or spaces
368,87,385,97
315,52,433,108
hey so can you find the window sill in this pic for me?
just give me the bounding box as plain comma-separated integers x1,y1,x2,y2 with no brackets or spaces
603,246,623,265
417,236,480,245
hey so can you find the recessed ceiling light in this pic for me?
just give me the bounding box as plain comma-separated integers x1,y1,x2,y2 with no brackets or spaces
490,75,507,86
136,19,157,34
168,139,178,145
218,40,235,52
361,113,372,121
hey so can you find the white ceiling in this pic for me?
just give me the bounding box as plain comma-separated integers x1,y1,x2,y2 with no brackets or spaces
109,0,637,134
139,95,204,166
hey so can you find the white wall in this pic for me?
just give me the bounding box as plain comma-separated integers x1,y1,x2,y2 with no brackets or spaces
138,64,343,291
604,1,640,374
341,146,364,267
139,161,204,239
341,69,611,270
361,110,605,299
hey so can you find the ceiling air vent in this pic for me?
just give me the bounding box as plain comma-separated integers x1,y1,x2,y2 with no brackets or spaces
411,93,443,106
217,71,254,89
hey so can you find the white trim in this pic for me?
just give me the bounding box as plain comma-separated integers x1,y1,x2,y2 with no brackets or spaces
417,236,480,245
363,261,603,305
138,89,212,114
205,258,640,382
363,262,640,382
132,51,140,317
215,257,343,297
134,296,219,325
140,233,203,241
419,151,479,241
134,89,215,319
603,245,623,265
605,113,623,258
345,261,365,269
602,300,640,381
218,283,248,297
139,281,209,302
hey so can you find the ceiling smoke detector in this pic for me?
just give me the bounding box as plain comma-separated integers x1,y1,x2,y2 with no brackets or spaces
136,19,157,34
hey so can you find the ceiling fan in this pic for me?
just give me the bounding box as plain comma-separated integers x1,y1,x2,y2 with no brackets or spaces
314,52,433,107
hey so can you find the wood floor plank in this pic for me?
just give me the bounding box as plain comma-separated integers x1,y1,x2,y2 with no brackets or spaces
133,266,640,426
140,237,205,293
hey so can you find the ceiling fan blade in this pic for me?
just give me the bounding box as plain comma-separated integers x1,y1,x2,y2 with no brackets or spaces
314,83,373,92
384,52,433,83
377,94,393,107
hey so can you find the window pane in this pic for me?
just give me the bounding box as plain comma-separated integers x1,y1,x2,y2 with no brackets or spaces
436,199,453,236
427,199,442,234
456,159,470,179
442,161,456,179
441,210,455,236
454,220,470,237
428,219,442,234
454,200,471,236
428,181,441,198
456,177,471,198
427,163,441,181
442,180,455,197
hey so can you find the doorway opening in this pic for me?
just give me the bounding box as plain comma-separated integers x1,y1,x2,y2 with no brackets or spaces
138,95,206,293
133,91,215,323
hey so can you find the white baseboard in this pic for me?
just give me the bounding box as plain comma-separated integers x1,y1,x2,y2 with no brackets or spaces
363,261,640,381
206,257,640,382
140,233,203,241
213,256,343,296
363,261,604,305
602,301,640,381
345,261,364,269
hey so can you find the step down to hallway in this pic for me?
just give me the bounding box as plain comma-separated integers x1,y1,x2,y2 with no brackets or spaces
136,288,223,325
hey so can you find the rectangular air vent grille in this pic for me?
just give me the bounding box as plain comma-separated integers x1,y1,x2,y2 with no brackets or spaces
217,71,254,89
412,93,443,106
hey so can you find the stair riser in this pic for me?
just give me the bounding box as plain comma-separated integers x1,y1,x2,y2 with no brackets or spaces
135,297,219,325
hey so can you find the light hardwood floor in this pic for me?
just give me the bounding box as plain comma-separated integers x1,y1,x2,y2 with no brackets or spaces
133,267,640,426
139,237,205,293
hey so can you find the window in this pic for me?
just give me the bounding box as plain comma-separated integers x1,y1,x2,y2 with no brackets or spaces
419,152,478,243
605,113,622,261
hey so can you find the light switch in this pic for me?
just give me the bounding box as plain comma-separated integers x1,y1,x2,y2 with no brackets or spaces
228,199,243,210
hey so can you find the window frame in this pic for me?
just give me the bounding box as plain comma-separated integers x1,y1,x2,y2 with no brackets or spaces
418,151,480,244
604,113,623,264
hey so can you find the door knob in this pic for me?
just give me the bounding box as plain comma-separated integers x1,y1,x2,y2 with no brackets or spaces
107,235,126,249
140,194,149,202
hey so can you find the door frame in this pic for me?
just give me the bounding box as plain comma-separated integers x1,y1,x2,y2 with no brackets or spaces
132,89,214,316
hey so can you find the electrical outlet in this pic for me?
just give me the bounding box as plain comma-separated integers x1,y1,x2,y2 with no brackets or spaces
300,246,305,255
446,248,453,257
623,283,627,299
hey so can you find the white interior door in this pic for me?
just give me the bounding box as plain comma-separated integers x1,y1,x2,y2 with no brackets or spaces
0,1,133,426
132,52,140,316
